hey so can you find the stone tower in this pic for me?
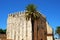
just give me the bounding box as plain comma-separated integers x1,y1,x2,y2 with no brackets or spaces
7,11,47,40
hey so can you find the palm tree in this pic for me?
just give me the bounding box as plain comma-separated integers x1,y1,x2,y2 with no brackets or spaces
26,4,36,13
25,4,40,40
55,26,60,38
25,4,40,20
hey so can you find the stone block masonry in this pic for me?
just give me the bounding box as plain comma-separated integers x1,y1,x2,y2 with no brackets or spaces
7,11,32,40
7,11,51,40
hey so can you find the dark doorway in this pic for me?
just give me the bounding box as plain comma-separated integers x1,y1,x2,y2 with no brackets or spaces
41,39,43,40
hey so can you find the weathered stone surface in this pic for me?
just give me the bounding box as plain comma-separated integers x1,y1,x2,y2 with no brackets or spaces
7,12,32,40
7,11,53,40
46,22,54,40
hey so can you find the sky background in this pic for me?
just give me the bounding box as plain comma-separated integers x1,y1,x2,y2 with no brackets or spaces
0,0,60,38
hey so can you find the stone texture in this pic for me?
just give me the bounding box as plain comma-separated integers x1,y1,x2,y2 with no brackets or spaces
46,22,54,40
7,12,32,40
7,11,53,40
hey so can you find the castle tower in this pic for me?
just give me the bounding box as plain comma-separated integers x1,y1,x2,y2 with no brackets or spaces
7,11,47,40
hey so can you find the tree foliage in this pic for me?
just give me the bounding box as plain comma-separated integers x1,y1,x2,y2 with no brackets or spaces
55,26,60,38
0,29,6,34
25,4,40,20
26,4,36,13
25,4,40,40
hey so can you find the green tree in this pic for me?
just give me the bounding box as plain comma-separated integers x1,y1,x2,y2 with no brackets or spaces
0,29,3,34
0,29,6,34
55,26,60,38
3,29,6,34
25,4,40,20
25,4,40,40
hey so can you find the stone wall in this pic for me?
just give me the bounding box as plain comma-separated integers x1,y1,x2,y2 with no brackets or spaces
33,14,47,40
0,34,6,40
46,22,54,40
46,22,53,34
7,12,32,40
7,11,50,40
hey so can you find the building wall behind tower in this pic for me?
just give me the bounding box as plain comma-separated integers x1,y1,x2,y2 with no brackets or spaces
33,14,47,40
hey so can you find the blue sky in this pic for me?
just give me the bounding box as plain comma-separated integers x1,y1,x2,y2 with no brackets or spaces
0,0,60,37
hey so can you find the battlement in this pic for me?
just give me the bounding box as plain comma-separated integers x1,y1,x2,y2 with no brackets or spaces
8,11,46,19
8,11,25,17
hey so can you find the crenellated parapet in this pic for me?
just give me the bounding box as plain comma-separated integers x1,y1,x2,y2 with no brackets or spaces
8,11,46,18
8,11,26,18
